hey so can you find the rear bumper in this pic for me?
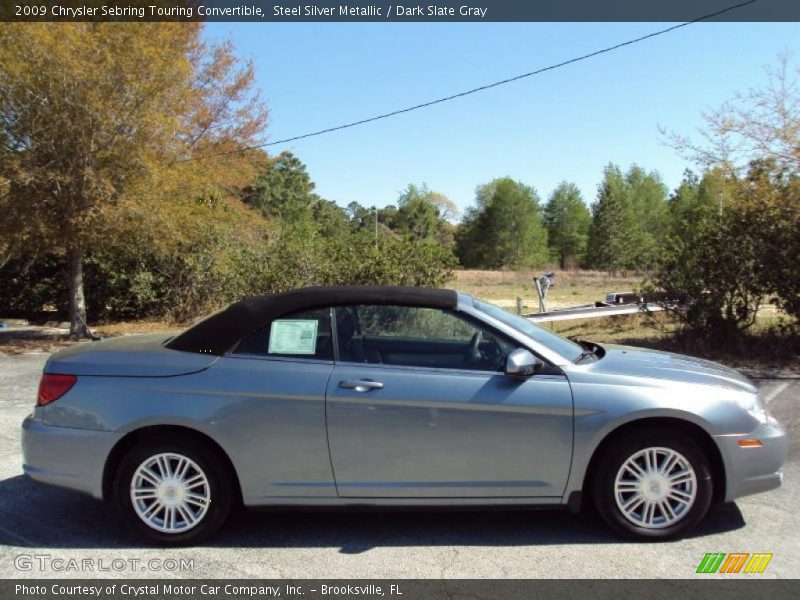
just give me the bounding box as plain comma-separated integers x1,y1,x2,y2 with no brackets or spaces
714,418,789,502
21,416,117,499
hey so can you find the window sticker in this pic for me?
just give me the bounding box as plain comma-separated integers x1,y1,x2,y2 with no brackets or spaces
268,319,319,355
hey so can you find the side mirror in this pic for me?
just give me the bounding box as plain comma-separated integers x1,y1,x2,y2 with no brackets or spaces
505,348,542,379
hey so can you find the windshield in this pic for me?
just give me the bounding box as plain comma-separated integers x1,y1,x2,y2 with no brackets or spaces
471,298,585,362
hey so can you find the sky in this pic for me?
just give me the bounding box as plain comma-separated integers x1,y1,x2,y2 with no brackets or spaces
204,22,800,214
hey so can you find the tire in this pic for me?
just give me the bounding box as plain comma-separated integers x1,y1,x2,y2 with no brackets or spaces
113,435,233,546
591,429,713,541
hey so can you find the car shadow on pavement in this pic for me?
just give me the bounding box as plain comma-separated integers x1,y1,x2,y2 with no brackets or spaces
0,475,746,552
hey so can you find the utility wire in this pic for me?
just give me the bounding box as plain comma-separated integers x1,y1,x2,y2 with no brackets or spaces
176,0,758,163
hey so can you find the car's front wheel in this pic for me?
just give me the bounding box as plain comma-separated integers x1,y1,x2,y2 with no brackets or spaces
592,430,713,540
113,436,233,545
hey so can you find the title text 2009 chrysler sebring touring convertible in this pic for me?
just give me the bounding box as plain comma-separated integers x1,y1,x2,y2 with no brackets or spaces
22,286,787,545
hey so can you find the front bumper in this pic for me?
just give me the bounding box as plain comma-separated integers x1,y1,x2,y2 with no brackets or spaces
714,418,789,502
21,416,118,499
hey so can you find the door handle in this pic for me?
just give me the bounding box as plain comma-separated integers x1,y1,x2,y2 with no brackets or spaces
339,379,384,392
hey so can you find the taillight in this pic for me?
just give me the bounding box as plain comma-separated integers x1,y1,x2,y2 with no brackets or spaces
37,373,77,406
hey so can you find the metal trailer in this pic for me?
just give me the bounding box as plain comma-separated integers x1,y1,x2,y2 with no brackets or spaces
523,272,665,323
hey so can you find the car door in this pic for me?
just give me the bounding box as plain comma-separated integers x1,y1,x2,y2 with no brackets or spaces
326,305,574,498
212,307,337,501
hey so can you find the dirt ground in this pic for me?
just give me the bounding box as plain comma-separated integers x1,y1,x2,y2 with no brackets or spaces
451,268,641,312
0,320,179,355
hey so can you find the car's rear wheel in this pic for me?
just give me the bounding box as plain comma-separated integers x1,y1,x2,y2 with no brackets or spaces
113,436,233,546
592,430,713,540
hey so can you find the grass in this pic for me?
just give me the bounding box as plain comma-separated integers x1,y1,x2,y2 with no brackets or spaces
452,269,799,372
2,269,797,371
451,268,642,313
547,313,800,371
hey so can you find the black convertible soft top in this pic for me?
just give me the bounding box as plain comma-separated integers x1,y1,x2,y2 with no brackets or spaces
165,285,458,356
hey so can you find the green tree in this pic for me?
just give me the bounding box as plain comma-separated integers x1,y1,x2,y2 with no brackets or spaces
377,205,399,231
244,151,319,224
622,165,668,270
645,205,767,340
311,199,350,239
667,169,729,239
346,201,374,232
738,161,800,324
395,184,439,242
456,178,548,269
393,184,459,247
587,164,668,272
647,160,800,338
587,164,627,272
243,151,352,238
0,23,267,337
664,55,800,326
543,182,591,268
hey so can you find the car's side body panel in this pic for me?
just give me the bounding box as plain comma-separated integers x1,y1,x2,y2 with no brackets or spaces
188,355,338,501
22,417,117,499
24,361,787,507
561,363,786,503
713,423,787,501
35,355,338,503
326,363,573,498
44,333,218,377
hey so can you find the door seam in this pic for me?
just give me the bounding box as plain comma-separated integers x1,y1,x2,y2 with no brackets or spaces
322,364,341,497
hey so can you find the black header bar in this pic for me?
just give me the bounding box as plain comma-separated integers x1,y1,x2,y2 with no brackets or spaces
4,579,800,600
3,0,800,23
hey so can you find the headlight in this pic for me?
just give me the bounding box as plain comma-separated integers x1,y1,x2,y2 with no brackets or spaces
734,393,771,426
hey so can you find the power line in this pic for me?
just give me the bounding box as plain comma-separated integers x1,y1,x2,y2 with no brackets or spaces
176,0,758,164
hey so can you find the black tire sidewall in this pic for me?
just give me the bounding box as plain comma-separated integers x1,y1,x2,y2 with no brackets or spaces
113,436,233,546
592,430,713,541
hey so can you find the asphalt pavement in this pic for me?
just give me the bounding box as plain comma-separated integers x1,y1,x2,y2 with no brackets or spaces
0,353,797,579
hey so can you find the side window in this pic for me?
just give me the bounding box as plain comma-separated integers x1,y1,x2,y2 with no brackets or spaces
335,305,515,371
234,308,333,360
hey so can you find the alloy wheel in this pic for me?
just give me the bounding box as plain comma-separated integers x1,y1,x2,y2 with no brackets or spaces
613,446,697,529
130,452,211,533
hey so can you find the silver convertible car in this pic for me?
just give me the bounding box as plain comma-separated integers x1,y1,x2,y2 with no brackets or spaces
22,286,787,545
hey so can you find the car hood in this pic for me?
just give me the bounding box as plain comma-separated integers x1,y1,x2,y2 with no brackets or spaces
582,344,756,393
45,333,219,377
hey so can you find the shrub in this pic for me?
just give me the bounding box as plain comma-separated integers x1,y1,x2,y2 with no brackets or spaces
0,223,456,323
644,205,767,341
